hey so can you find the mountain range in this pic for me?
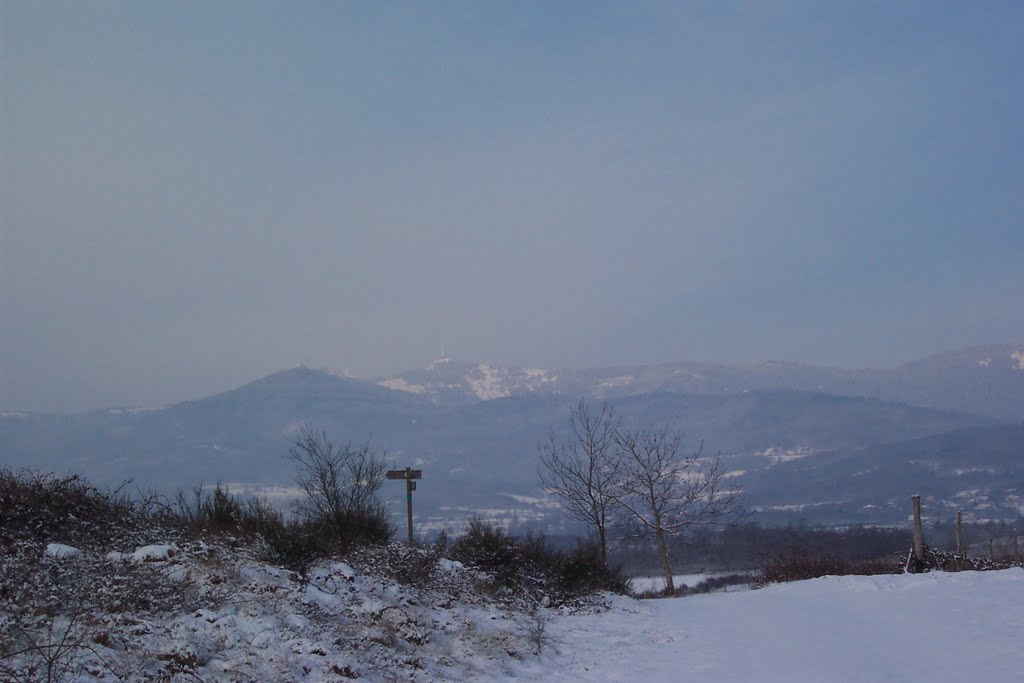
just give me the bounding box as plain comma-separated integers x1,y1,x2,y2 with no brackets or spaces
376,344,1024,421
2,343,1022,529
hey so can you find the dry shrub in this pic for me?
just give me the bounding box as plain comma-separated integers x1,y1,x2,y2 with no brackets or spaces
449,519,628,605
351,543,445,587
757,550,898,586
0,469,165,551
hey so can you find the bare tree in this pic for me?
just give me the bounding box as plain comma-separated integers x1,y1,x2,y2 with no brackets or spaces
538,399,621,565
614,428,744,594
288,425,391,543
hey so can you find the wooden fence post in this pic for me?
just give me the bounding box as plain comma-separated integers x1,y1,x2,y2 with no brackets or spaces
955,511,963,555
955,511,963,570
911,495,924,570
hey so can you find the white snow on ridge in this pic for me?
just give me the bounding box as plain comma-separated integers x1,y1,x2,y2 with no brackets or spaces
952,467,997,476
377,377,429,394
753,446,815,462
1011,350,1024,370
598,374,635,389
524,368,555,383
106,406,158,415
498,492,561,508
467,363,511,400
755,500,848,512
424,356,453,371
379,361,557,402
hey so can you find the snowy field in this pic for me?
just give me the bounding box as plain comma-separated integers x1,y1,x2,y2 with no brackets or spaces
501,568,1024,683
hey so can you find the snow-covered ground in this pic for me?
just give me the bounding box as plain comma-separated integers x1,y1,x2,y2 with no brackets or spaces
503,569,1024,683
5,539,601,682
9,534,1024,681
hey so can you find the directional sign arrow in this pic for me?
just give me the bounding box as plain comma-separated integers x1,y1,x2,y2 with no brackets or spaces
386,469,422,480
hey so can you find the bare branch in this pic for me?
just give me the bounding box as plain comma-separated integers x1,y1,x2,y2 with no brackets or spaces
613,427,746,594
287,424,391,543
537,399,621,564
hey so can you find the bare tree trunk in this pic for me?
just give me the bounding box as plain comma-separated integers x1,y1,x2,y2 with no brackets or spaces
599,526,608,567
655,527,674,595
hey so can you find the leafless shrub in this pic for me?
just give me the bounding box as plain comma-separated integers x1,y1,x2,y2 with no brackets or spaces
523,600,553,655
1,594,128,683
0,469,170,551
538,399,621,565
288,426,394,549
915,546,1023,573
449,519,628,606
613,429,746,594
352,543,445,587
757,550,899,587
174,482,244,534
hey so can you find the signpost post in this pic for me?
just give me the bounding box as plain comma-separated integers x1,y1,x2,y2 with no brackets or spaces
386,467,423,545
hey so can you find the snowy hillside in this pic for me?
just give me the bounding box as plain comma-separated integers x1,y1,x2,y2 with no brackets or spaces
4,468,1023,682
501,569,1024,682
3,539,599,681
10,540,1022,681
0,470,625,682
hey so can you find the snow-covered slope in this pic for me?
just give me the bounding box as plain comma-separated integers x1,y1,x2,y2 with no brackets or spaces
13,528,1023,682
502,569,1024,683
377,357,558,403
2,538,609,682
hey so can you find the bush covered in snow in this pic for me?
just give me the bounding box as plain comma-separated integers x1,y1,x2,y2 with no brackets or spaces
0,469,622,681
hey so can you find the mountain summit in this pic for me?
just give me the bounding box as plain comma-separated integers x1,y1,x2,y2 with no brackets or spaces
376,357,558,403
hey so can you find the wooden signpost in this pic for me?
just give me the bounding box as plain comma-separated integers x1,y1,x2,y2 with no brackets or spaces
386,467,423,545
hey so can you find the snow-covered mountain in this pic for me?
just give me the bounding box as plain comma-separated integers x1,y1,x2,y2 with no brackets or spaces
377,357,559,403
378,343,1024,420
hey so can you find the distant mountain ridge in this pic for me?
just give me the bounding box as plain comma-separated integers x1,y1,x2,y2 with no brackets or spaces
1,344,1021,528
745,423,1024,524
376,343,1024,420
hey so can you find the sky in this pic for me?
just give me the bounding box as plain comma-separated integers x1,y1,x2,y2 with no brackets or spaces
2,1,1023,413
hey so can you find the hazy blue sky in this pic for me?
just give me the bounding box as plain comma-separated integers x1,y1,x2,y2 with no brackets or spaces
3,1,1023,412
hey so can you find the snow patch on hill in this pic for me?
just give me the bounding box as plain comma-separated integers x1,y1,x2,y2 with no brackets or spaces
377,377,429,394
467,363,511,400
597,375,635,392
753,446,816,462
